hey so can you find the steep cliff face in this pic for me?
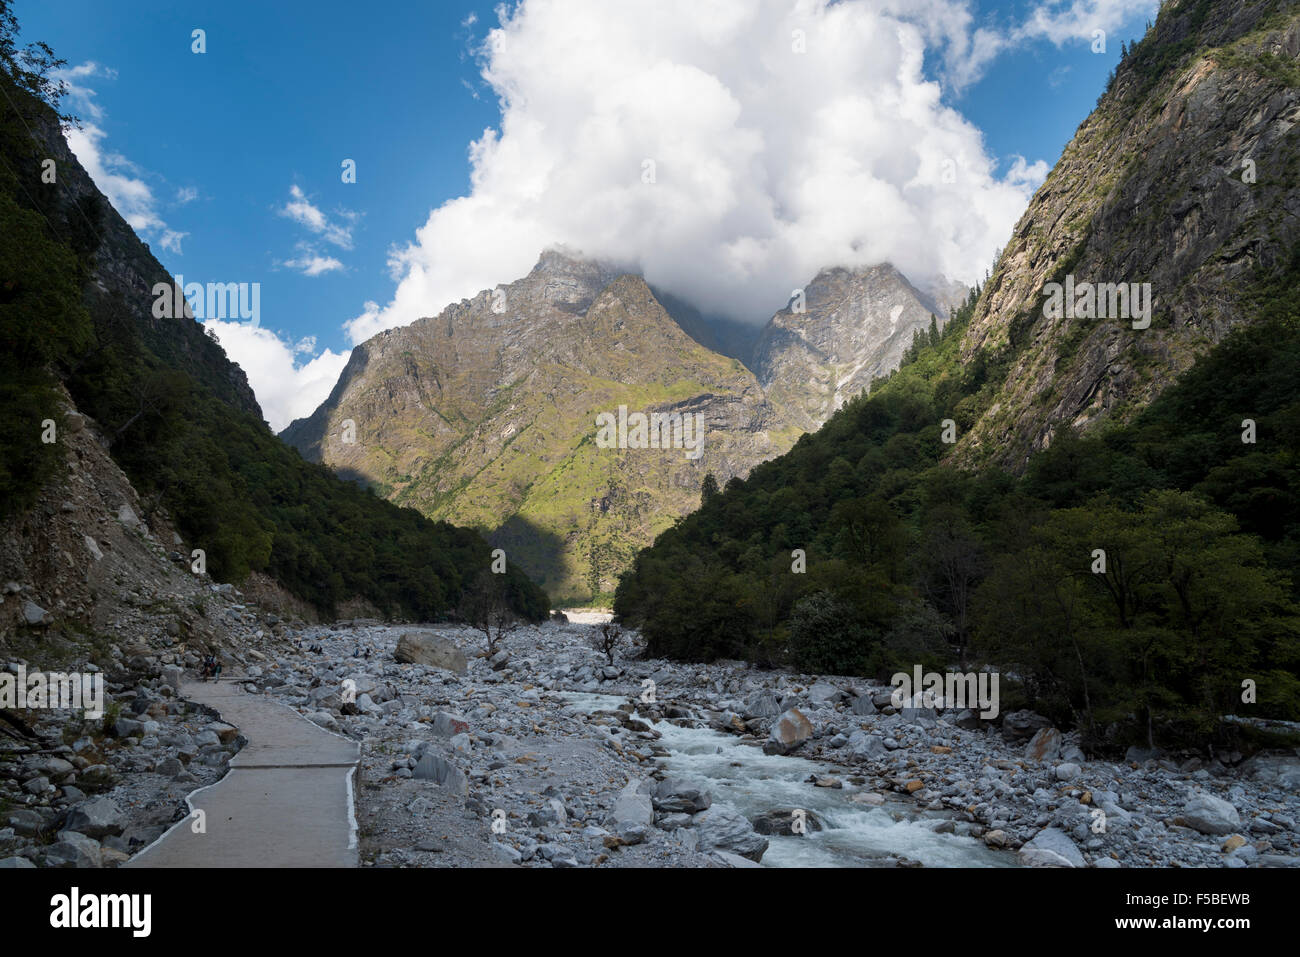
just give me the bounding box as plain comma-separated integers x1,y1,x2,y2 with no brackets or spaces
283,252,799,603
952,0,1300,471
753,263,956,432
33,113,263,419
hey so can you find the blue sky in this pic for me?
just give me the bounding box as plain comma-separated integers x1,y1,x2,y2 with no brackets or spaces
15,0,1159,428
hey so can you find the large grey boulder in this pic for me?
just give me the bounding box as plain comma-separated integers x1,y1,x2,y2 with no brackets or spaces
1239,753,1300,791
1002,710,1051,740
431,712,470,737
21,601,50,627
764,707,813,755
1025,727,1062,763
807,682,845,708
63,797,126,839
394,633,468,673
742,692,781,718
849,693,877,716
653,778,712,814
751,808,824,836
606,779,654,829
694,804,768,862
46,831,102,868
846,729,886,762
161,665,183,691
1181,793,1241,836
1019,827,1085,868
412,753,468,795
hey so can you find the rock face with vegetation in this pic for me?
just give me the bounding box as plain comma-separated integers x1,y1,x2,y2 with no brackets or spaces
952,0,1300,472
754,264,963,433
283,251,802,604
0,36,548,626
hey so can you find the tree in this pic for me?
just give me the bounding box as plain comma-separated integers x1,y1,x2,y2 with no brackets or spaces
913,505,985,664
589,622,623,666
0,1,74,125
788,590,875,676
458,569,521,653
700,472,720,507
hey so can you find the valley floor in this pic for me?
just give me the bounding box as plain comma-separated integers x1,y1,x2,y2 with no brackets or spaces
5,616,1300,869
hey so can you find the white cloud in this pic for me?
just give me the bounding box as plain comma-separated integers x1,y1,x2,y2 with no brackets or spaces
160,230,188,253
203,320,350,432
279,184,353,248
346,0,1072,344
175,186,199,204
282,251,345,276
64,122,164,233
58,62,192,251
1016,0,1157,46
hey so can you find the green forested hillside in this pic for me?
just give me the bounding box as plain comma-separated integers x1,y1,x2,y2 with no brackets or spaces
0,8,548,622
615,0,1300,752
615,269,1300,749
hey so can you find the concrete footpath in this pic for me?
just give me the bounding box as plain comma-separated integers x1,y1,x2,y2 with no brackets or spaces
127,679,360,867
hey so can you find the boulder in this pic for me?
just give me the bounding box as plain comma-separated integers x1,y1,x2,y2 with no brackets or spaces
1181,793,1241,836
846,729,886,762
7,809,46,836
849,693,877,716
21,601,50,627
1018,827,1085,868
750,808,824,836
46,831,102,868
742,692,781,718
1054,762,1081,781
606,779,654,829
694,804,768,862
1025,727,1062,763
712,850,763,868
412,753,468,795
764,707,813,755
431,712,471,737
652,778,712,814
394,633,468,673
807,682,845,708
1001,710,1052,740
63,797,126,839
1239,753,1300,791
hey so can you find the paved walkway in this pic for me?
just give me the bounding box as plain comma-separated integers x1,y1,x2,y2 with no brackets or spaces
127,679,360,868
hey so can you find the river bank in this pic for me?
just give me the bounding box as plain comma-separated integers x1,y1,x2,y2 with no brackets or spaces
254,619,1300,868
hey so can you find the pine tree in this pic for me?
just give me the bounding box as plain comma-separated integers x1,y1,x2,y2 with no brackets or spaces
700,472,720,506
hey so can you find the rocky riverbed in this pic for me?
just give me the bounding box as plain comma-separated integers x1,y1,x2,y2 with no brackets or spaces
4,613,1300,868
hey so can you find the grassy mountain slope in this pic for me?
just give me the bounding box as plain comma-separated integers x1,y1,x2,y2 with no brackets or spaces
283,254,800,604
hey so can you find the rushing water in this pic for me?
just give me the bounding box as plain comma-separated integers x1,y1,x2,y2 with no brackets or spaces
561,691,1014,868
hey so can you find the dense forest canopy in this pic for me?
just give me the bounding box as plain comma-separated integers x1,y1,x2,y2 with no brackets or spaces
615,267,1300,752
